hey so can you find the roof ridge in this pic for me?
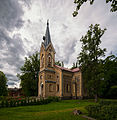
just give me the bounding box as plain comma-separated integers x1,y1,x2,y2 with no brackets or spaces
55,65,80,72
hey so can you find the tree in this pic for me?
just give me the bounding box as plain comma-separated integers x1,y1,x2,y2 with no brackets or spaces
61,61,64,67
99,55,117,98
78,24,106,102
73,0,117,17
0,71,8,96
55,61,64,67
71,62,78,69
17,52,40,96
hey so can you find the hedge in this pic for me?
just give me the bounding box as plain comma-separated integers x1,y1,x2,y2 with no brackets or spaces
85,100,117,120
0,96,60,108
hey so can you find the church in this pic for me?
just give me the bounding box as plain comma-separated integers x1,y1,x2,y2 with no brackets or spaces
38,21,83,99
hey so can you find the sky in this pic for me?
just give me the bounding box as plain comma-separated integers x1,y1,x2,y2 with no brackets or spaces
0,0,117,88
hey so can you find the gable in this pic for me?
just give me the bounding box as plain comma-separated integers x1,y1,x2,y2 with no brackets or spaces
46,43,55,53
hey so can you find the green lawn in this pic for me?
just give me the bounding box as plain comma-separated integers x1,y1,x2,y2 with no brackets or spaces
0,99,96,120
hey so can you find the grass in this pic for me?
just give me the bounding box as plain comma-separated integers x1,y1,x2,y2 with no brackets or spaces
0,99,97,120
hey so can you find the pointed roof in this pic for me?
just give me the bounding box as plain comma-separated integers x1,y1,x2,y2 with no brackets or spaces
43,20,51,48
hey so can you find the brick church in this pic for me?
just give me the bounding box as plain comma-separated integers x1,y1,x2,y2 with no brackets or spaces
38,21,83,99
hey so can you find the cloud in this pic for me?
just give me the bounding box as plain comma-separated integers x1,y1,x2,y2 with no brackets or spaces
0,0,24,31
0,64,3,69
0,0,117,88
0,0,26,87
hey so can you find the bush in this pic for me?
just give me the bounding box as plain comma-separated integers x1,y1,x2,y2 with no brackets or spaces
16,100,20,106
99,100,117,106
5,100,9,107
100,105,117,120
0,96,6,101
13,100,17,107
20,100,24,106
0,96,60,108
47,96,60,102
27,97,30,104
33,98,37,105
85,100,117,120
85,105,101,117
23,99,27,106
1,101,5,107
9,100,13,107
107,86,117,98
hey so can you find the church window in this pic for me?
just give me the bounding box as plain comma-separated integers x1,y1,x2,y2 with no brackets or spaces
67,84,70,93
41,54,44,68
40,75,42,79
48,54,52,67
57,84,59,92
49,84,53,92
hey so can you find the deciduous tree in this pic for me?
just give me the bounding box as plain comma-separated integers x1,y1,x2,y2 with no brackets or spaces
99,55,117,98
78,24,106,102
73,0,117,17
55,61,64,67
0,71,7,96
17,52,40,96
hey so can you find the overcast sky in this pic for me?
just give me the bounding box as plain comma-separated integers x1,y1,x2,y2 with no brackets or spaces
0,0,117,88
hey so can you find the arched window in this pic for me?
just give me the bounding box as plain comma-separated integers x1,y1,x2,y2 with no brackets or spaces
41,54,44,68
48,54,52,67
40,75,42,79
67,84,70,93
57,84,59,92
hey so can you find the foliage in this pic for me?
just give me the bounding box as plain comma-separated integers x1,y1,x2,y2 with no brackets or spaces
73,0,117,17
1,100,5,107
55,61,64,67
106,86,117,98
0,96,60,108
99,55,117,98
47,96,60,102
9,100,13,107
78,24,106,101
0,71,8,96
17,51,40,96
71,62,78,69
99,100,117,106
86,100,117,120
5,100,9,107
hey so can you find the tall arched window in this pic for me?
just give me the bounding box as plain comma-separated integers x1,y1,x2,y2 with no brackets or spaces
48,53,52,67
41,54,44,68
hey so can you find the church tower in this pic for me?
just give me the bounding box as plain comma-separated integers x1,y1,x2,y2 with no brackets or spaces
40,20,55,71
38,20,56,97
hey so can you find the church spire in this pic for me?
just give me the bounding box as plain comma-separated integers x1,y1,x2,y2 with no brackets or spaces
43,20,51,48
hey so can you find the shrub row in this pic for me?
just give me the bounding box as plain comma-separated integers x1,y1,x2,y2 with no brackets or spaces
0,96,60,108
85,100,117,120
99,100,117,106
